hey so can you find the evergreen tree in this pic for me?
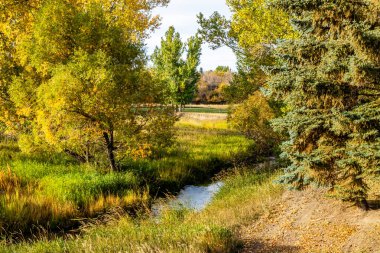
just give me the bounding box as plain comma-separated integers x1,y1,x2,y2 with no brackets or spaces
269,0,380,207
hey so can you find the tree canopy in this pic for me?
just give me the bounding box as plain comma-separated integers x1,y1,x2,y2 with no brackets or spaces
197,0,296,102
0,0,175,170
197,0,294,155
194,67,233,104
152,26,202,109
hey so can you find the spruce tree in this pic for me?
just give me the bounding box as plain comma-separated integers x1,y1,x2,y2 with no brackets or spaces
269,0,380,207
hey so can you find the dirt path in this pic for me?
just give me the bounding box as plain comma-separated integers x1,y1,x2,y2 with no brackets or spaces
239,188,380,253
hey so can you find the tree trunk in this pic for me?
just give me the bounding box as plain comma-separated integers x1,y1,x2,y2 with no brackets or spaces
85,141,90,163
357,198,370,211
103,130,117,172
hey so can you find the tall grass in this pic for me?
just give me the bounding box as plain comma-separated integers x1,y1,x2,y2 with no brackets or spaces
0,115,253,239
3,164,283,252
0,168,147,240
122,117,253,193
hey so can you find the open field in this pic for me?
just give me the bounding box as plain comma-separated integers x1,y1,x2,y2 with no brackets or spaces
0,115,253,241
182,104,230,114
185,104,229,109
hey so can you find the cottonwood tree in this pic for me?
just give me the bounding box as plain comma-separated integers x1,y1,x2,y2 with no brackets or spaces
0,0,42,134
197,0,294,154
0,0,175,171
198,1,295,102
269,0,380,207
151,26,202,110
194,67,233,104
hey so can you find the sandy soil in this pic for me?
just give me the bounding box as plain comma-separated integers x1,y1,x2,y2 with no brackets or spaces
239,188,380,253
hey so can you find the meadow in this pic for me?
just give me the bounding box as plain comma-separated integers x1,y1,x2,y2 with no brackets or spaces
0,114,254,241
181,107,228,114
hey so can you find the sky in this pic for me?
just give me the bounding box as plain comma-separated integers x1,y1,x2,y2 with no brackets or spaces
145,0,237,71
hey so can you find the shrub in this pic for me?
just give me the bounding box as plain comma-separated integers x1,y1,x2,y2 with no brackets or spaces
228,91,280,156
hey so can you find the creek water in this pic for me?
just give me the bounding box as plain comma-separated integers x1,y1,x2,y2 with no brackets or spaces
152,181,224,216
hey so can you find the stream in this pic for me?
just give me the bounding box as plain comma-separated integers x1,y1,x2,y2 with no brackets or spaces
152,181,224,216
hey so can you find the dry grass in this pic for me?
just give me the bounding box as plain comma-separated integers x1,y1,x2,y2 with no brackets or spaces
239,187,380,253
177,114,229,129
198,165,283,228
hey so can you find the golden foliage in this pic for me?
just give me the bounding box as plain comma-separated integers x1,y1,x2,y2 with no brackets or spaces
229,91,279,152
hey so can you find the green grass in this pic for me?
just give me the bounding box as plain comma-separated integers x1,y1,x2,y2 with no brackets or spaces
121,116,253,193
2,165,283,252
176,116,229,130
0,115,253,239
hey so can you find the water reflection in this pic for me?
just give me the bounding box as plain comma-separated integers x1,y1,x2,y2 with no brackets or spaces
173,181,224,211
152,181,224,216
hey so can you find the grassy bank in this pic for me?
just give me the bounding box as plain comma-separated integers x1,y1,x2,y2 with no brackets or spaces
0,116,253,239
3,164,283,252
182,104,229,114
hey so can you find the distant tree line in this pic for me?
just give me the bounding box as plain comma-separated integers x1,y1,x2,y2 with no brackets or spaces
193,66,233,104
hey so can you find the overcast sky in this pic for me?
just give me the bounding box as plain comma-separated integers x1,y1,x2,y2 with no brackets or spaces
145,0,237,71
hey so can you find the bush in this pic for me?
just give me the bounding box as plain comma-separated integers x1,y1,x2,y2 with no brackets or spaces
228,91,280,156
